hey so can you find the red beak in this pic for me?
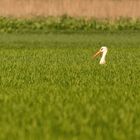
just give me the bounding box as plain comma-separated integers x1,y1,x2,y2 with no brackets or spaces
93,50,102,59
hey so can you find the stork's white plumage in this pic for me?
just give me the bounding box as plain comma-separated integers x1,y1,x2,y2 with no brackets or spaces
93,46,108,64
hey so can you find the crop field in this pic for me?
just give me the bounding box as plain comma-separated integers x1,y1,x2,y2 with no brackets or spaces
0,32,140,140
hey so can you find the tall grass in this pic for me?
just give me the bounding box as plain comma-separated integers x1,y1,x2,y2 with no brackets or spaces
0,32,140,140
0,17,140,33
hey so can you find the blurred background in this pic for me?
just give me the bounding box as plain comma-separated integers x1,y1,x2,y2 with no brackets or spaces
0,0,140,19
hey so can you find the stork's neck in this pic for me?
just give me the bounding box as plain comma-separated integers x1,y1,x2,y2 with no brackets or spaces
100,51,107,64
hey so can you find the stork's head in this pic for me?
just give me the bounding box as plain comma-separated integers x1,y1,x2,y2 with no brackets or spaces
93,46,108,58
100,46,108,53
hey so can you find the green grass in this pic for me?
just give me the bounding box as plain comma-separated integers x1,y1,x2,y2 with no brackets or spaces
0,17,140,33
0,32,140,140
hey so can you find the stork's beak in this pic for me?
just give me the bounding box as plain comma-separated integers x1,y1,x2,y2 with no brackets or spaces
93,50,102,59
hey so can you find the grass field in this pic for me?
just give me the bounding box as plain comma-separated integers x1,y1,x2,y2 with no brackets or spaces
0,32,140,140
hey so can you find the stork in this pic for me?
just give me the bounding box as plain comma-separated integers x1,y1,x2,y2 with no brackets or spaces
93,46,108,64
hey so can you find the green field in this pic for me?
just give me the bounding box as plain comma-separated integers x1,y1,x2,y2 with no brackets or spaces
0,32,140,140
